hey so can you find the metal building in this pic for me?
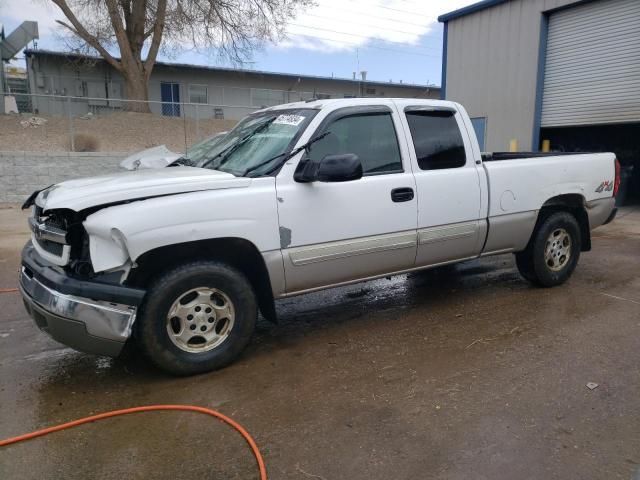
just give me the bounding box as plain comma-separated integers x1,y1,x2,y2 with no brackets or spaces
439,0,639,202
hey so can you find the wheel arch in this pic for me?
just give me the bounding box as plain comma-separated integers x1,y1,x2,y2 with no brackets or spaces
128,237,278,322
536,194,591,251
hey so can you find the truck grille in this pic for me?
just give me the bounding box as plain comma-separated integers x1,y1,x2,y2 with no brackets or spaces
36,238,65,256
29,211,71,266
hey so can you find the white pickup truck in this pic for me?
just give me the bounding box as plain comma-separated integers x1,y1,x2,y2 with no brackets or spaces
20,98,619,375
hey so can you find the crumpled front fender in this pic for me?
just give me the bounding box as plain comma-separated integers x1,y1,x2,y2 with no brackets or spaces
82,180,280,273
83,220,130,272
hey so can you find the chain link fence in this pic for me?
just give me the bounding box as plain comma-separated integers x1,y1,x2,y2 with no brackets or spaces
1,88,324,154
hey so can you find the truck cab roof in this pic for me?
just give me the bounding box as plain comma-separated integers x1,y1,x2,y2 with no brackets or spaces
255,97,460,113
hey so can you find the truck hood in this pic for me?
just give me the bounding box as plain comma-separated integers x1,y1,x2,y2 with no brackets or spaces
36,166,251,212
119,145,182,170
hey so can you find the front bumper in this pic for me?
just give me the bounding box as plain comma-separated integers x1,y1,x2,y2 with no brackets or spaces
19,243,146,357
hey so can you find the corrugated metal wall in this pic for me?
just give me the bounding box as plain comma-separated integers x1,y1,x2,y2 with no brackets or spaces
444,0,576,151
541,0,640,127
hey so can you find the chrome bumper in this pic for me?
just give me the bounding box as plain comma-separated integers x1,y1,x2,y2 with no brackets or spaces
19,266,137,357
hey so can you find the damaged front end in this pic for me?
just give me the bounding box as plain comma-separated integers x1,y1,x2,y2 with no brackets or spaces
19,191,145,357
26,187,133,282
28,205,91,272
19,166,253,357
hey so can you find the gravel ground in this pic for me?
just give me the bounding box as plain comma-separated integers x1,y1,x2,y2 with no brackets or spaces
1,206,639,479
0,112,237,153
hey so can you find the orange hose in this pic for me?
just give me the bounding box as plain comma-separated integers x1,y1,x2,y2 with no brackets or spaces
0,288,18,293
0,404,267,480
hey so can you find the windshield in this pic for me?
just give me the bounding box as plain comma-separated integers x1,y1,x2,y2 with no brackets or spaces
202,108,318,177
183,133,228,167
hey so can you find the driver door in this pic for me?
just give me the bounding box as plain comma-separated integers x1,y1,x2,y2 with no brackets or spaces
275,104,418,294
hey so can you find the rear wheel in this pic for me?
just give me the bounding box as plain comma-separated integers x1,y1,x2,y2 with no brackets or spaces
137,261,257,375
515,211,581,287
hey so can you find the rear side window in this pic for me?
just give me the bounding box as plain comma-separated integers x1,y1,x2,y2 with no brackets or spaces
405,110,466,170
308,112,403,175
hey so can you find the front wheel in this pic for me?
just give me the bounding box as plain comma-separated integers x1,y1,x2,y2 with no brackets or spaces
136,261,257,375
515,211,581,287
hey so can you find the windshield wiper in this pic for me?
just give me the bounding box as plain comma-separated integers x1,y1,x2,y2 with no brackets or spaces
243,131,331,177
201,117,275,170
168,157,196,167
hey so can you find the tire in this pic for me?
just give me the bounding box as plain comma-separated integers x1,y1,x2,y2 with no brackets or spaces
136,261,257,375
515,211,581,288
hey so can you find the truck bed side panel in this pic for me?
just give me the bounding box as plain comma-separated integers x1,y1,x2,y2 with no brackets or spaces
482,153,615,253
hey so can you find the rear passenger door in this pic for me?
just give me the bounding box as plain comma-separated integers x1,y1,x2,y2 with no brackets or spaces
397,104,485,266
276,105,418,293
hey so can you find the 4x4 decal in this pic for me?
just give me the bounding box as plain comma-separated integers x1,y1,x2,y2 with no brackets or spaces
595,181,614,193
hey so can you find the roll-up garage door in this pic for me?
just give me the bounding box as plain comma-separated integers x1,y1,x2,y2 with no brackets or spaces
541,0,640,127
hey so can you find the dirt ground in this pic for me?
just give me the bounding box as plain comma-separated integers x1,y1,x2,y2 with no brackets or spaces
1,205,639,480
0,112,236,153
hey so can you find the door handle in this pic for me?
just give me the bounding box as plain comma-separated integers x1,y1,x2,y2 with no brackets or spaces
391,187,414,203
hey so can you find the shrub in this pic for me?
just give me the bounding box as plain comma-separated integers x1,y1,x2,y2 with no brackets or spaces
70,133,100,152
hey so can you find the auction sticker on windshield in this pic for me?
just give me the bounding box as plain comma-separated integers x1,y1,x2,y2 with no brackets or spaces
274,114,306,126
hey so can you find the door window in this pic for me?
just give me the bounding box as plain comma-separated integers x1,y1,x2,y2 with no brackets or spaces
470,117,487,151
308,112,403,175
405,110,466,170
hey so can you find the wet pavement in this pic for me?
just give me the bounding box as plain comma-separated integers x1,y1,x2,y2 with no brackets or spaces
1,205,639,480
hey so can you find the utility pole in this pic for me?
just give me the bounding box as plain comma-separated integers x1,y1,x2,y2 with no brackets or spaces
356,49,360,97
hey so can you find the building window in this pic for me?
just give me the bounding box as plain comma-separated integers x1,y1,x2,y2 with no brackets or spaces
161,82,181,117
309,112,403,176
253,88,286,107
405,110,466,170
365,87,376,95
189,84,208,104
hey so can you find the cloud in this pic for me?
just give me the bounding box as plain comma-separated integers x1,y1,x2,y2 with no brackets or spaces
280,0,474,52
0,0,475,55
0,0,63,38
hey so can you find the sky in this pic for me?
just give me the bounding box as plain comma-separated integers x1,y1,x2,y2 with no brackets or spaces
0,0,477,87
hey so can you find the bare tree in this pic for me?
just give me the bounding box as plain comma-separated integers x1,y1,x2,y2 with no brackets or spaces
50,0,312,112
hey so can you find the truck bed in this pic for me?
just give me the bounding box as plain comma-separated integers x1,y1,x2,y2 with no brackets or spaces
482,152,615,218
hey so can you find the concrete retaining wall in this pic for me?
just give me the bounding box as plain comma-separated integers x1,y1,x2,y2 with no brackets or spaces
0,151,128,203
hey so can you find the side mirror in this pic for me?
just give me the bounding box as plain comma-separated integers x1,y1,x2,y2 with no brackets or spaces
294,153,363,183
317,154,363,182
